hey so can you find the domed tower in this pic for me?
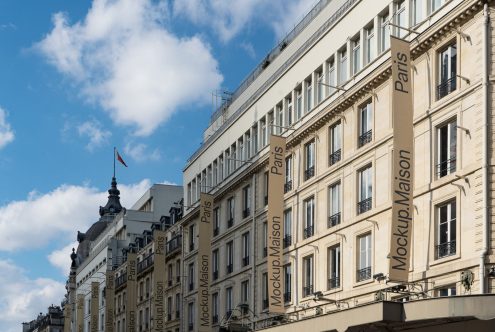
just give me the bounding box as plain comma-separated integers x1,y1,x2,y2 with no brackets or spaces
99,177,123,217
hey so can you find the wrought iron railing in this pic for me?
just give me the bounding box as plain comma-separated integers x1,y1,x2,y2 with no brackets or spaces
356,266,371,282
213,227,219,236
437,76,456,100
359,130,372,147
213,270,218,280
166,235,182,256
304,166,315,180
329,149,341,165
328,212,341,227
227,263,233,274
284,180,293,193
284,292,291,303
436,240,456,258
303,285,313,297
242,256,250,266
227,218,234,228
137,253,154,274
303,225,314,239
283,235,292,248
437,156,456,178
115,273,127,289
357,197,372,214
243,208,250,218
328,276,340,289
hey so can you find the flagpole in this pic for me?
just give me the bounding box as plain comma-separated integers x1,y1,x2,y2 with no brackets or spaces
113,147,116,178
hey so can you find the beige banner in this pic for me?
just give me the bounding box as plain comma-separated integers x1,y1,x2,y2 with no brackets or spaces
389,36,414,282
91,282,99,332
153,229,166,332
267,135,286,313
127,252,137,332
76,294,84,332
105,270,115,332
198,193,213,331
63,303,71,332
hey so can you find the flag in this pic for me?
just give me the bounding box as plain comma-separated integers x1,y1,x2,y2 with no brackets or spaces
116,150,128,167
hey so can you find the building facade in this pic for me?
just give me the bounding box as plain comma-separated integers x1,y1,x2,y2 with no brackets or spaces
182,0,495,330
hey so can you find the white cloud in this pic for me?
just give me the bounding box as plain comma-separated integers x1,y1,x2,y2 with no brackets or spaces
240,42,256,59
0,179,151,252
37,0,223,136
77,119,111,151
0,259,65,332
124,142,160,163
48,241,79,276
0,106,14,149
269,0,318,40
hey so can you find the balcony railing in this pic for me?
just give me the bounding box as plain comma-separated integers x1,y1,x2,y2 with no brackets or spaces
213,227,219,236
304,166,315,180
137,253,154,274
242,256,250,266
436,240,456,259
357,197,372,214
358,130,372,147
227,263,233,274
303,225,314,239
283,235,292,248
303,285,313,297
328,212,341,228
437,76,456,100
213,270,218,280
243,208,250,218
227,218,234,228
284,292,291,303
329,149,341,165
437,156,456,178
115,273,127,289
328,276,340,289
284,181,293,193
166,235,182,256
356,266,371,282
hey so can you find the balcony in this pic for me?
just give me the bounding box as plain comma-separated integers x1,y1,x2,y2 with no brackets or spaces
437,76,456,100
227,218,234,228
304,166,315,181
357,197,372,214
189,282,194,291
358,130,372,147
436,240,456,259
328,212,341,228
303,225,314,239
115,273,127,289
242,256,250,266
166,235,182,257
437,157,456,178
213,227,220,236
303,285,313,297
356,266,371,282
329,149,341,166
284,181,292,193
328,276,340,289
284,292,291,303
212,315,219,324
283,235,292,248
213,270,218,280
137,253,154,275
227,263,233,274
243,208,250,218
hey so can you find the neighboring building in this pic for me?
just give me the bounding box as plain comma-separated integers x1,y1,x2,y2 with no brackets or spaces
22,305,64,332
182,0,495,331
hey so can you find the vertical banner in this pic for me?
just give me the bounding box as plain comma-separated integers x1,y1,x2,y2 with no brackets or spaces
127,252,137,332
105,270,115,332
91,282,99,332
267,135,286,313
198,193,213,331
63,303,71,332
76,294,84,332
153,229,166,332
389,36,414,282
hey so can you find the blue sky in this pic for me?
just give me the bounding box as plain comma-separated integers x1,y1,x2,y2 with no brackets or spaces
0,0,317,330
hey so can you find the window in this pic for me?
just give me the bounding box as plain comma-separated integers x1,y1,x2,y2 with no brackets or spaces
284,156,293,193
380,11,390,52
226,241,233,273
168,264,173,286
189,224,195,251
241,280,249,307
339,48,348,84
437,43,457,99
188,263,194,291
358,101,372,147
395,0,406,38
303,197,315,239
286,96,293,126
262,222,268,257
328,244,341,289
231,144,237,171
317,71,324,104
242,232,250,266
365,24,375,64
212,249,219,280
328,182,341,227
303,255,314,297
176,260,181,283
296,89,302,120
212,293,219,324
242,185,251,218
213,207,220,236
437,200,456,258
329,121,342,165
263,172,269,206
238,138,244,163
175,293,180,318
262,273,268,309
284,264,292,303
306,79,313,112
225,149,230,176
437,119,457,177
167,297,172,320
252,124,258,154
212,161,218,186
411,0,423,26
358,165,373,214
352,37,361,75
227,197,235,228
245,131,251,158
268,111,274,137
226,287,233,317
304,140,315,180
327,58,336,95
218,155,224,182
431,0,443,13
261,117,267,147
357,233,372,282
207,165,212,188
276,104,283,135
187,302,194,331
187,183,192,208
437,284,456,297
283,209,292,248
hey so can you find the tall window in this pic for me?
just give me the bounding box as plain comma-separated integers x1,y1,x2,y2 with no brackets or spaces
225,149,230,176
358,101,372,147
276,105,283,135
352,37,361,75
327,58,336,95
218,155,224,182
262,222,267,258
252,124,258,154
431,0,442,13
358,165,372,214
411,0,423,26
212,249,219,280
167,297,172,320
380,11,390,52
284,264,292,303
242,185,251,218
268,111,274,137
212,293,219,324
238,138,244,163
306,79,313,112
241,280,249,307
226,241,233,273
261,117,267,147
437,119,457,177
176,260,180,283
395,0,406,38
285,156,293,193
227,196,235,228
231,144,237,171
357,233,372,282
365,24,375,64
262,273,268,309
226,287,233,317
437,43,457,99
242,232,250,266
328,182,341,227
263,172,269,206
296,90,302,120
188,263,194,291
317,71,324,104
304,140,315,180
437,200,456,258
187,302,194,331
304,196,315,239
212,161,218,186
175,293,180,318
329,121,342,165
303,255,314,297
168,264,173,285
213,207,220,236
189,224,195,251
328,244,341,289
245,131,251,159
283,209,292,248
286,96,293,126
339,48,348,84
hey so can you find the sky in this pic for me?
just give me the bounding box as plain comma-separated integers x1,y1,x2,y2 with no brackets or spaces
0,0,320,330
